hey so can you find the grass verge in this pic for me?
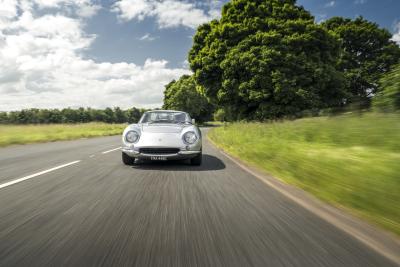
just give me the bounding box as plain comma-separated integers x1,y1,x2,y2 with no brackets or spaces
0,123,126,147
208,113,400,235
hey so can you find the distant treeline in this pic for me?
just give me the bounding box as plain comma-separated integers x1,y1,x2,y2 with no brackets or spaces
0,107,148,124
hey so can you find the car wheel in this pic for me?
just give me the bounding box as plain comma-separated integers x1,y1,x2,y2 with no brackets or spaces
122,152,135,165
190,152,202,166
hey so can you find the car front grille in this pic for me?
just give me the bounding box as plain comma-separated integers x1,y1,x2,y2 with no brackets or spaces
139,148,180,154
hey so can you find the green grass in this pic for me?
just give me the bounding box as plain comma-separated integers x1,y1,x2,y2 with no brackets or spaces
199,121,225,127
208,113,400,235
0,123,126,147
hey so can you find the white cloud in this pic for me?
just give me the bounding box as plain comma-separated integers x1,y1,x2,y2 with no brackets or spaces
0,0,101,20
392,22,400,46
0,0,19,20
76,3,101,18
138,33,157,41
324,1,335,8
155,0,215,29
112,0,221,29
111,0,152,21
34,0,101,17
0,0,190,111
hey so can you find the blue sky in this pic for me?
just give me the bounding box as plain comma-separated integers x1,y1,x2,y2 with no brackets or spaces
84,0,223,68
84,0,400,68
0,0,399,110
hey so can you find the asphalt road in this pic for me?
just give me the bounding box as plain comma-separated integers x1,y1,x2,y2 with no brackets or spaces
0,130,397,267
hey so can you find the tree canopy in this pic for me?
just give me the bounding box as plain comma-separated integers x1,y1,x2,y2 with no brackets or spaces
189,0,346,120
323,17,400,107
163,75,213,122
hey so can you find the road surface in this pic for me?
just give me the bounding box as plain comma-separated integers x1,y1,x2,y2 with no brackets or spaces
0,130,397,267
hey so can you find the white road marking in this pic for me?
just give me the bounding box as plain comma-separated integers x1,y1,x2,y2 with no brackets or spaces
89,155,95,158
101,147,121,154
0,161,81,190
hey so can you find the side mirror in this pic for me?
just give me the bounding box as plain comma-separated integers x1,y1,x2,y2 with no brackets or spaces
192,119,196,124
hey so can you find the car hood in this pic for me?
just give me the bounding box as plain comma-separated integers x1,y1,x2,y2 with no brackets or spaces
122,123,201,148
141,124,185,134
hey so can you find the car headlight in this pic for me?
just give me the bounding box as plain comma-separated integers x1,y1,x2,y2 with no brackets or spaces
183,131,197,144
125,130,140,143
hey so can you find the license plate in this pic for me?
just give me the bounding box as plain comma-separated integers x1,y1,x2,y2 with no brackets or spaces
151,156,167,161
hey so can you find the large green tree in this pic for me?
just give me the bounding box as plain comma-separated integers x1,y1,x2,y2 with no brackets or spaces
323,17,400,107
163,75,213,122
189,0,346,120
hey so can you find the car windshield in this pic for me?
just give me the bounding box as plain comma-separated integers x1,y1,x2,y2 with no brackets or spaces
140,112,190,124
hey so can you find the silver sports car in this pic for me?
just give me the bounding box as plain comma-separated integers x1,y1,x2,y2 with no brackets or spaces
121,110,202,166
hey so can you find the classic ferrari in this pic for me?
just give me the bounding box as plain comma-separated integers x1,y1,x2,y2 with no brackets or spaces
121,110,202,166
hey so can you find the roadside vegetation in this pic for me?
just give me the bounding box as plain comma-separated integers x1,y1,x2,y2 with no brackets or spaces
161,0,400,234
0,107,146,125
0,123,126,147
209,113,400,235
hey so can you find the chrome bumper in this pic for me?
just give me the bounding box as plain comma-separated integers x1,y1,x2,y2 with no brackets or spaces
122,147,201,160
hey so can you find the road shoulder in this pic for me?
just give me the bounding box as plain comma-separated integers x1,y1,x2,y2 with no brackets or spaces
207,135,400,266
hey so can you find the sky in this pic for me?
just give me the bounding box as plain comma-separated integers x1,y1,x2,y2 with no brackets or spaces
0,0,399,111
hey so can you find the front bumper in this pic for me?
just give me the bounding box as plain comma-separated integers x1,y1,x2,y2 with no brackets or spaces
122,147,201,160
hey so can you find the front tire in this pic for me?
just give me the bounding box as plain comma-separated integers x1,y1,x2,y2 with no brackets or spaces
122,152,135,165
190,152,202,166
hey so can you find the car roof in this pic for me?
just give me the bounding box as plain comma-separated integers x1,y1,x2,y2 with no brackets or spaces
145,110,186,113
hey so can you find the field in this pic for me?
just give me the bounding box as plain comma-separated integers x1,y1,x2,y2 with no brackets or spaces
0,123,126,147
208,113,400,235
